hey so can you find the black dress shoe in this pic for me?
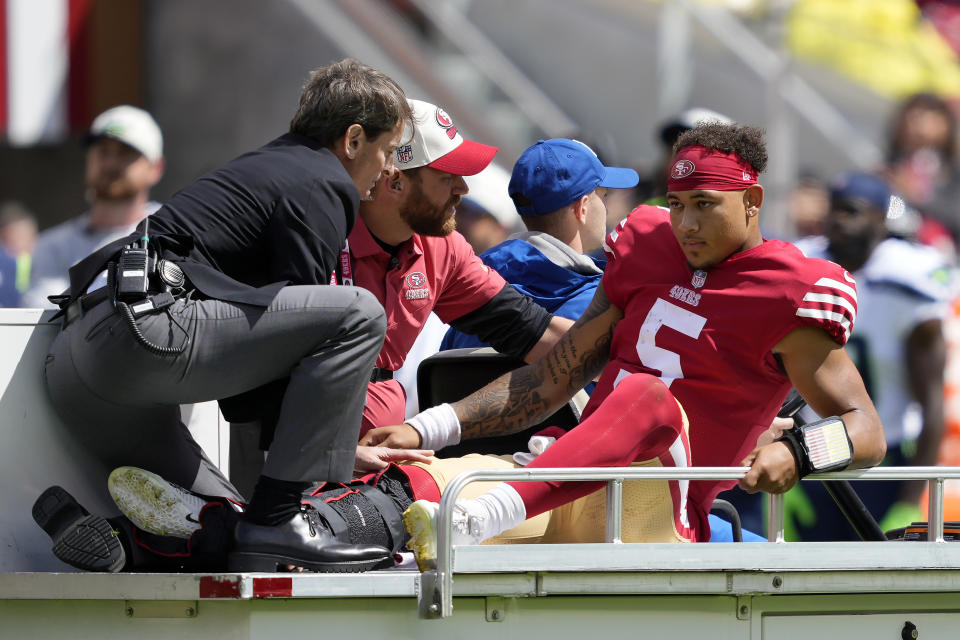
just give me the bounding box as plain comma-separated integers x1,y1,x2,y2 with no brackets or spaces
228,504,391,572
32,486,125,572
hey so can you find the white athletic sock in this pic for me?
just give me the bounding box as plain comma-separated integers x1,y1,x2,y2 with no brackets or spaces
467,483,527,541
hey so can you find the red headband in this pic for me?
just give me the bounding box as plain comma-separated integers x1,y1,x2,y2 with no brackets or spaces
667,145,758,192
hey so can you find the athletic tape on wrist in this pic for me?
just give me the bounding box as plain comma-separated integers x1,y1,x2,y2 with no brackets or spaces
405,403,461,450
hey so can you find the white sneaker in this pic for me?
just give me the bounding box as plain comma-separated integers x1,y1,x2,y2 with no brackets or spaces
108,466,209,539
402,499,487,571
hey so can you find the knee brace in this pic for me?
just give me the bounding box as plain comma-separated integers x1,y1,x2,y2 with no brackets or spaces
304,465,412,553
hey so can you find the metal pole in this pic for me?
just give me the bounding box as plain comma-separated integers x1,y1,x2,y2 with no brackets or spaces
657,0,692,123
928,477,945,542
822,480,887,541
605,479,624,543
767,492,786,542
763,1,795,240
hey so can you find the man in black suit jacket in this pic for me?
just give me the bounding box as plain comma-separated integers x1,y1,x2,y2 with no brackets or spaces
38,59,413,573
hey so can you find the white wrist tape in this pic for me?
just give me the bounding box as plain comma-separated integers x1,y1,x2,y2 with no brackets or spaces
405,403,461,450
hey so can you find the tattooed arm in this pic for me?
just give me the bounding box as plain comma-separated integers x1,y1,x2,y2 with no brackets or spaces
359,284,623,449
454,283,622,439
523,314,575,363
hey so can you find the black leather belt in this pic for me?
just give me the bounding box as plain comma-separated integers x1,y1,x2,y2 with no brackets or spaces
370,367,393,383
63,287,112,325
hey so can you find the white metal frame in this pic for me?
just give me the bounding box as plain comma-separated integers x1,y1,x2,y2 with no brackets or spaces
423,466,960,618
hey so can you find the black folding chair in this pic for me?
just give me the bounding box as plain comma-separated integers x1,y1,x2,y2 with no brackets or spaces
415,347,586,457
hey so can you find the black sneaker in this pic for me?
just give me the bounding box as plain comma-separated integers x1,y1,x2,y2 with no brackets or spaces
32,486,125,572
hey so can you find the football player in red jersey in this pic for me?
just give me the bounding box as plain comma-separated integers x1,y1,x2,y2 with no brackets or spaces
366,122,886,564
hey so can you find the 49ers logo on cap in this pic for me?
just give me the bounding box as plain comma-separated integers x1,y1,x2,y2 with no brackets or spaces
435,107,458,140
671,159,696,179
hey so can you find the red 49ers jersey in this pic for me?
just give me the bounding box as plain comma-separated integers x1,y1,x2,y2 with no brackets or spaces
587,205,857,513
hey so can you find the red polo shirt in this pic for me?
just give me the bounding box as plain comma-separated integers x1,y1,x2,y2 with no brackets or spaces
348,217,506,433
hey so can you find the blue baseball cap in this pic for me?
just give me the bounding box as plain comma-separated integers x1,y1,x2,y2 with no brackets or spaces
508,139,639,216
830,172,892,213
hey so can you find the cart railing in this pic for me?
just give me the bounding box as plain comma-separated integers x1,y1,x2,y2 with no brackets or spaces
424,466,960,618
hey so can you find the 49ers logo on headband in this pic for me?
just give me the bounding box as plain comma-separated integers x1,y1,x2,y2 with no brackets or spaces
435,107,458,140
671,159,695,180
668,145,758,192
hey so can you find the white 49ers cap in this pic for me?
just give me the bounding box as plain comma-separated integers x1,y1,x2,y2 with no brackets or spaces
394,99,498,176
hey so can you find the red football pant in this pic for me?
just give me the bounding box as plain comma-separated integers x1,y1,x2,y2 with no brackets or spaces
508,373,687,518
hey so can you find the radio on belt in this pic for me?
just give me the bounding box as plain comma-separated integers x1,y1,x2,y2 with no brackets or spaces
115,242,151,302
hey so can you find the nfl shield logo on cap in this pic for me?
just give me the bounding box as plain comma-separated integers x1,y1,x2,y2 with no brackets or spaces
396,145,414,164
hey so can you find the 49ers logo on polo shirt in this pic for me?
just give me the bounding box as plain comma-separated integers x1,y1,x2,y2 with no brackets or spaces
671,159,695,179
405,271,429,300
436,107,457,140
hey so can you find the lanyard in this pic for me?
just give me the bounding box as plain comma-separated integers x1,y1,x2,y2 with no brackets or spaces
331,239,353,286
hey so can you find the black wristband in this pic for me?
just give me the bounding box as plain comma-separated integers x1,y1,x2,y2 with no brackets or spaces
774,416,853,478
774,427,813,479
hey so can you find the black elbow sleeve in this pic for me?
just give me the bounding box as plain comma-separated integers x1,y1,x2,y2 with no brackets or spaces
448,284,552,359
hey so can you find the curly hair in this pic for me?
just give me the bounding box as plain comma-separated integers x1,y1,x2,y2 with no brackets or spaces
673,123,768,175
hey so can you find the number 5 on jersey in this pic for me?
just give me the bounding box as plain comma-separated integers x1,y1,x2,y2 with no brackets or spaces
615,298,707,389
